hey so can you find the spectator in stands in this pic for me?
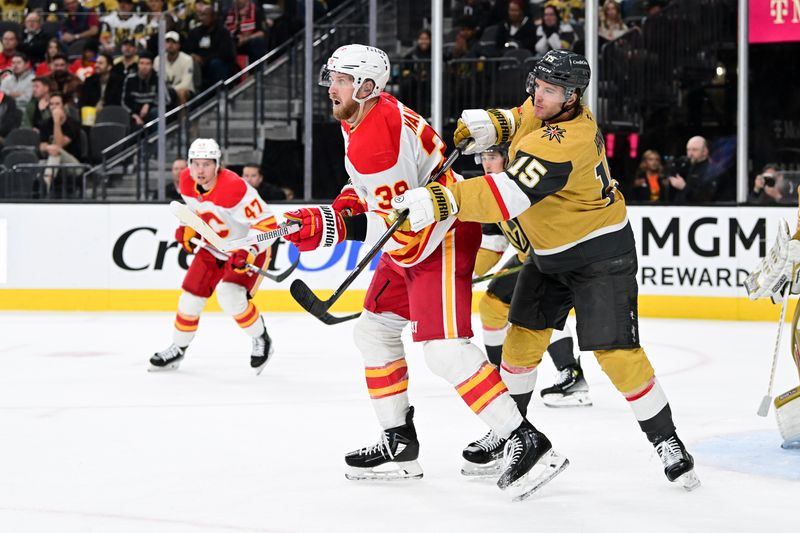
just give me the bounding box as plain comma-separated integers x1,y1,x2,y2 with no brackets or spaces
153,31,194,106
0,31,20,71
630,149,666,203
79,52,123,111
242,162,294,200
60,0,100,45
1,0,25,23
225,0,268,65
749,164,793,205
185,4,237,89
142,0,179,56
49,54,83,106
400,29,431,116
495,0,536,52
99,0,147,55
166,158,187,200
454,0,493,33
69,40,98,81
448,15,481,59
22,75,54,129
112,38,139,78
38,91,83,195
645,0,668,17
34,38,63,76
123,51,160,127
1,53,34,111
665,136,717,204
0,91,22,145
533,5,575,57
599,0,629,43
20,11,51,66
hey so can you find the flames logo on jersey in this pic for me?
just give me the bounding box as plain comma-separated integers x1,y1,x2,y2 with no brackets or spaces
541,124,566,143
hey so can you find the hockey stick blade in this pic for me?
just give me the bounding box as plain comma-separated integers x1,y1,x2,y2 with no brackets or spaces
170,201,228,251
268,254,300,283
290,279,361,325
757,395,772,417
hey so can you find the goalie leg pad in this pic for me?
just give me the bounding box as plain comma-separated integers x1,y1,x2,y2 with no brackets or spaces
173,291,207,346
354,311,409,429
424,338,522,438
775,386,800,449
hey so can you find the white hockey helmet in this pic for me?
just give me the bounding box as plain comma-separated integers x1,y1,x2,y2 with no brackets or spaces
188,138,221,175
319,44,391,103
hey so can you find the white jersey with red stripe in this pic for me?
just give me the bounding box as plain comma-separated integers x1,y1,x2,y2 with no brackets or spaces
341,92,459,267
179,167,278,259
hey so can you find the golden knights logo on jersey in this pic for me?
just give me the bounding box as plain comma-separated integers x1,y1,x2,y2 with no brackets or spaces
499,219,530,255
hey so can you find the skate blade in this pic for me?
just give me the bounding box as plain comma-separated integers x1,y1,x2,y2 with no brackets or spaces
677,469,701,492
460,459,503,478
252,346,275,376
345,460,423,481
507,450,569,502
147,362,181,372
541,391,592,408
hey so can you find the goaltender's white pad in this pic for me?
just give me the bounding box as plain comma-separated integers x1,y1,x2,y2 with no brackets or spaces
745,219,800,302
775,386,800,449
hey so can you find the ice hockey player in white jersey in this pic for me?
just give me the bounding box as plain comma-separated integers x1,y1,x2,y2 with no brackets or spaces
150,138,279,374
282,44,569,500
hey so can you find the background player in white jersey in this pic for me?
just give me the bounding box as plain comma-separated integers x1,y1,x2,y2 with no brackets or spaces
283,44,568,498
151,138,278,374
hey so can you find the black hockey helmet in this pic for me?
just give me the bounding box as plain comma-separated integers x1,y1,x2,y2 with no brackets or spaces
526,50,591,102
474,142,509,165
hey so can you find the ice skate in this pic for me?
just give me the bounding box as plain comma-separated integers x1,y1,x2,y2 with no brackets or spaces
345,406,423,481
540,357,592,407
497,420,569,501
461,430,506,477
250,327,274,375
149,344,185,371
655,433,700,492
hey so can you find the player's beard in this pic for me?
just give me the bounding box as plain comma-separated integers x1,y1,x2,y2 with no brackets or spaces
333,99,359,121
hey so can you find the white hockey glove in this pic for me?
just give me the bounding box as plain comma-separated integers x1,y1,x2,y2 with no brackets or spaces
454,108,517,155
390,183,458,233
745,219,800,302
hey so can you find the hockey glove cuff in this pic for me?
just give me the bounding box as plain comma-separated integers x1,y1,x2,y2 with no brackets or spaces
455,108,517,155
283,205,346,252
390,182,458,233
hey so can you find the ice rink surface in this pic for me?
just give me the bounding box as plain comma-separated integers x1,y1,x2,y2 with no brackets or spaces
1,311,797,533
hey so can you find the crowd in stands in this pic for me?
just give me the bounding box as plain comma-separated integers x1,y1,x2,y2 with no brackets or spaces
0,0,319,199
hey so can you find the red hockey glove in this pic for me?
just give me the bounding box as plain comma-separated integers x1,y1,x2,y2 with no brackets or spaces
283,206,345,252
175,225,197,253
230,249,256,273
332,186,367,215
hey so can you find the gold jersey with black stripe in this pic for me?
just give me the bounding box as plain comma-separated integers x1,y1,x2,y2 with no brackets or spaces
450,98,634,273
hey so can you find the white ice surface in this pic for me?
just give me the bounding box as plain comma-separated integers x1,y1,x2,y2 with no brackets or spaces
0,311,797,533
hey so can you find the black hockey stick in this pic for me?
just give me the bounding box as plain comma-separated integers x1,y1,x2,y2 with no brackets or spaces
290,139,471,325
471,264,523,285
191,238,299,282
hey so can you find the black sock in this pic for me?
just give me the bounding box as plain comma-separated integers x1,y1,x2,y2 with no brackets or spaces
512,392,532,418
548,337,576,370
485,344,502,367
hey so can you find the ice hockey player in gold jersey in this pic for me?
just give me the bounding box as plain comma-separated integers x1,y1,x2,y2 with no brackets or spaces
392,49,700,491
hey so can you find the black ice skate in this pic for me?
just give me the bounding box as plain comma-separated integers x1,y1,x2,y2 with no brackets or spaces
149,344,186,371
461,430,506,477
250,327,274,375
540,357,592,408
497,420,569,501
655,433,700,491
344,406,423,481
